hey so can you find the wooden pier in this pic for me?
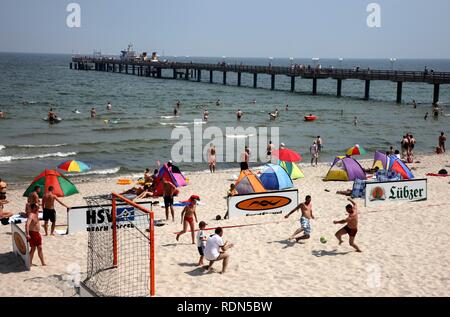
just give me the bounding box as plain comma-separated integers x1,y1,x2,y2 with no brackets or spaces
71,56,450,104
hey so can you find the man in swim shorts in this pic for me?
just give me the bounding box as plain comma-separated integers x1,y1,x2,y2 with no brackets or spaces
26,203,46,266
163,178,177,222
333,198,362,252
42,186,69,236
208,144,217,173
285,195,314,242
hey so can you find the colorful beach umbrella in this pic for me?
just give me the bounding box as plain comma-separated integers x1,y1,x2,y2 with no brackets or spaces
23,169,79,198
58,160,91,173
346,145,367,156
271,148,302,162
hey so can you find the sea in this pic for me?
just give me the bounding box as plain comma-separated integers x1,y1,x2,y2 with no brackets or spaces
0,53,449,184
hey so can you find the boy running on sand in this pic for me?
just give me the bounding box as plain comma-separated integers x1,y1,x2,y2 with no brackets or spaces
196,221,208,266
285,195,314,241
334,198,362,252
176,195,200,244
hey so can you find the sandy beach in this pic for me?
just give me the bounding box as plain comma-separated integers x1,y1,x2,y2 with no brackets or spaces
1,152,450,297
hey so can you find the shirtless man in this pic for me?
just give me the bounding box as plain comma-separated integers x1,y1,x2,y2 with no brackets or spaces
0,178,7,200
48,108,57,123
0,111,4,119
285,195,314,241
26,186,41,214
42,186,69,236
90,107,97,118
176,195,200,244
203,108,209,122
236,109,243,121
26,203,46,266
107,102,112,111
333,198,362,252
163,178,177,222
208,144,217,173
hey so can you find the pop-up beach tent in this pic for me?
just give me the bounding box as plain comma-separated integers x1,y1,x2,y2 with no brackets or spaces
235,170,267,194
259,164,294,190
152,164,186,196
372,151,389,170
371,152,414,180
325,156,366,181
388,156,414,180
279,161,305,180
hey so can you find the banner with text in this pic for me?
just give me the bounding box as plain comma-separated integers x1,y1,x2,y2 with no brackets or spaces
68,201,154,234
228,189,298,219
365,179,427,207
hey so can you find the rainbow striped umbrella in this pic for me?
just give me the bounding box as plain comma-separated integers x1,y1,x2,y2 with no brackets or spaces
23,169,79,198
58,160,91,173
346,144,367,156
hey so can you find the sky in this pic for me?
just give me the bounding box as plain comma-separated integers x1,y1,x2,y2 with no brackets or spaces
1,0,450,58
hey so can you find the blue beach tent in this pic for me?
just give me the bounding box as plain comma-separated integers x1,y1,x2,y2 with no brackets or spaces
259,164,294,190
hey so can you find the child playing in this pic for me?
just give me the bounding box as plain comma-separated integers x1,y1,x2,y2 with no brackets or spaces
196,221,208,266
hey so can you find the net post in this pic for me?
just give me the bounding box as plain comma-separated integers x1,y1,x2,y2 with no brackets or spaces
149,211,155,296
112,195,118,267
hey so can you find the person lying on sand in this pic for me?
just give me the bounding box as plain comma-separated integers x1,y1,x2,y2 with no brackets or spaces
121,186,145,196
284,195,314,242
333,198,362,252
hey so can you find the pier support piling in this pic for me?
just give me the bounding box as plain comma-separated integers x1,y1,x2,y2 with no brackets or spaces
271,74,275,90
337,79,342,97
364,80,371,100
253,73,258,88
433,84,440,104
197,70,201,82
237,73,242,87
312,78,317,95
223,72,227,85
132,65,135,75
210,70,213,83
173,69,177,79
185,69,189,80
70,63,73,70
396,82,403,103
290,76,295,92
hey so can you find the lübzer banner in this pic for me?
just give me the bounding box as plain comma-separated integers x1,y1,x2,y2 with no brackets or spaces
228,189,298,219
11,223,30,270
365,179,427,207
68,201,154,234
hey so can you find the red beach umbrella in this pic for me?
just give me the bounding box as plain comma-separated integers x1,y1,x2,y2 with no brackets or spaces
271,148,302,162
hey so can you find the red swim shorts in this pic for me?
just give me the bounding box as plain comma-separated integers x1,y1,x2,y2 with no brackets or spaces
28,231,42,247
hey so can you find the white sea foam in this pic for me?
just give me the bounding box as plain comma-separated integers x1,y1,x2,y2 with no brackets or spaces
0,145,5,151
0,152,76,162
16,144,68,148
67,167,120,176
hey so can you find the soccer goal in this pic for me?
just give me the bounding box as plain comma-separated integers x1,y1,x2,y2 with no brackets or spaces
80,193,155,297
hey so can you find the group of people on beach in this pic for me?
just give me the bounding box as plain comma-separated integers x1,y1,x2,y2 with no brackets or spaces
400,134,416,163
0,178,70,267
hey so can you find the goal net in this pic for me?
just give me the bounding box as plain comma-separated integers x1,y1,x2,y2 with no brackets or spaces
81,193,155,297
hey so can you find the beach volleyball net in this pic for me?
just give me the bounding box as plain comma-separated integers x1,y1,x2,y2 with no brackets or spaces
82,193,155,297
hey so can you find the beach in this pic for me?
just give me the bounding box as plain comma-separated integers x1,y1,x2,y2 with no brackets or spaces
1,152,449,297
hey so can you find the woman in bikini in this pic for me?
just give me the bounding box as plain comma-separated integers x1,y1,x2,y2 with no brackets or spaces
176,195,200,244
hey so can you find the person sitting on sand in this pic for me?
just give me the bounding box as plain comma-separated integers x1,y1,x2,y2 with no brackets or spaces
0,199,14,225
26,203,46,266
196,221,208,266
42,186,69,236
333,198,362,252
284,195,314,242
205,227,234,274
176,195,200,244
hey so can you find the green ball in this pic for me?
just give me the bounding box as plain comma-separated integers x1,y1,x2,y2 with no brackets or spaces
320,236,328,244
